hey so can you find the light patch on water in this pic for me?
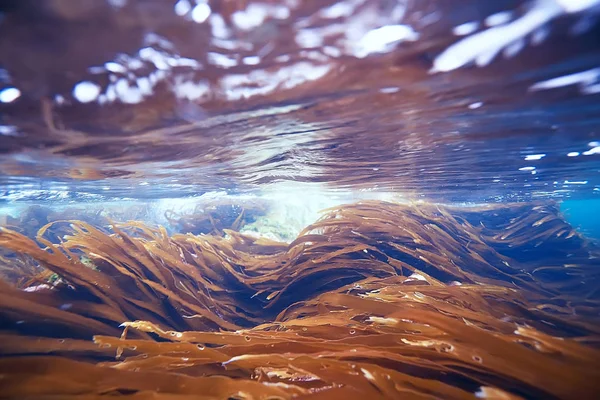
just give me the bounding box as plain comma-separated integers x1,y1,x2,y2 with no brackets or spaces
530,68,600,94
191,2,211,23
107,0,127,8
136,77,152,96
485,11,513,27
0,87,21,103
232,3,290,31
208,52,238,68
531,25,551,45
172,77,210,101
322,46,342,57
174,0,192,16
209,14,230,38
453,21,479,36
105,62,127,73
139,47,169,70
519,166,536,171
583,146,600,155
0,125,18,136
354,25,419,58
275,54,291,63
503,37,526,58
70,33,203,105
53,94,65,105
295,29,324,48
243,56,261,65
468,102,483,109
293,1,411,60
555,0,600,13
73,81,101,103
0,190,106,202
221,62,330,101
434,0,600,73
319,0,364,19
432,0,565,73
564,180,588,184
114,79,143,104
524,154,546,160
567,152,580,157
299,50,329,62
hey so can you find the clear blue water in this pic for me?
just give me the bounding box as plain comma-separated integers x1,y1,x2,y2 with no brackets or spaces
561,199,600,239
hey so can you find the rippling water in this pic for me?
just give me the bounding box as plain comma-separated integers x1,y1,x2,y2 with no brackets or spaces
0,0,599,202
1,1,600,399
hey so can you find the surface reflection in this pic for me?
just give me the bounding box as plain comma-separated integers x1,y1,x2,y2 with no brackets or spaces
0,0,599,201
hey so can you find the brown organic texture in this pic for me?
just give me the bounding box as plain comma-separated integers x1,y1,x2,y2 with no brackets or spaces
0,201,599,399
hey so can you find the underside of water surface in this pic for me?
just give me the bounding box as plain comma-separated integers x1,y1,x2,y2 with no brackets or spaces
1,1,600,399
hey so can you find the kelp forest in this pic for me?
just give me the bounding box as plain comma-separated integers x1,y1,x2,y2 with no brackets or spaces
0,200,599,399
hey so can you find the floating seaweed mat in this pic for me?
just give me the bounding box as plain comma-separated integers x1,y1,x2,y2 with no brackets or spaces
0,201,599,398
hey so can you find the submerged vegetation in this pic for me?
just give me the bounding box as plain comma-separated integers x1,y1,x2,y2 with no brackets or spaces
0,200,599,399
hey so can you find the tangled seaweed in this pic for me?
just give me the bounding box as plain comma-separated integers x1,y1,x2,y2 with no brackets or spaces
0,201,599,399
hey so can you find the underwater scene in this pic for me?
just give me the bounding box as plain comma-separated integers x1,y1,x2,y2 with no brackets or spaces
1,0,600,399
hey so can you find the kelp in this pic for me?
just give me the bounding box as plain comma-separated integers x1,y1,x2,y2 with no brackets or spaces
0,203,152,247
0,200,599,399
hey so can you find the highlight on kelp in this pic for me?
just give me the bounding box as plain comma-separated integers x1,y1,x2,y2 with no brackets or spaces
0,200,599,399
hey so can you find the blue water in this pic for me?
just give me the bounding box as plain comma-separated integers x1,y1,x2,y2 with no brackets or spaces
561,199,600,240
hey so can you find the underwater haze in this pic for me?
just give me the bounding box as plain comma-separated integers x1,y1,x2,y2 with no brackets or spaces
0,1,600,399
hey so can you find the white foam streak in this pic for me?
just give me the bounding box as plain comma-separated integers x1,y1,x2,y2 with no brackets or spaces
432,0,563,73
354,25,419,58
530,68,600,92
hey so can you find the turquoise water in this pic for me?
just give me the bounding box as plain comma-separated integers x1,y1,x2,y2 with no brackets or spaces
561,199,600,240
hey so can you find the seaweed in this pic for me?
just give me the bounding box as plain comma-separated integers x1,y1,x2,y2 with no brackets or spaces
0,201,599,399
